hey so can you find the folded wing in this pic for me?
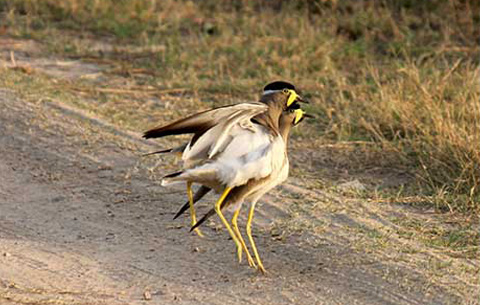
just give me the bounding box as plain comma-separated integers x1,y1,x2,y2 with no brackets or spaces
145,101,284,188
143,102,267,142
163,124,284,188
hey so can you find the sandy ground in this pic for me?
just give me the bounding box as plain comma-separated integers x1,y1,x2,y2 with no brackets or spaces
0,38,475,305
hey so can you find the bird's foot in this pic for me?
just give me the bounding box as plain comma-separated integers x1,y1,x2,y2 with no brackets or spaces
246,254,257,268
257,263,266,274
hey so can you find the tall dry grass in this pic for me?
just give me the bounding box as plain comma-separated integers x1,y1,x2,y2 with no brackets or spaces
316,60,479,211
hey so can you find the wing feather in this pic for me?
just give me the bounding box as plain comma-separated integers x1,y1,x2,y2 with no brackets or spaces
149,100,286,189
143,102,266,139
181,105,267,166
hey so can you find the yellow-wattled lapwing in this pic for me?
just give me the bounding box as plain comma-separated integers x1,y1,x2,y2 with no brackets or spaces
143,82,309,272
144,81,305,238
188,108,310,273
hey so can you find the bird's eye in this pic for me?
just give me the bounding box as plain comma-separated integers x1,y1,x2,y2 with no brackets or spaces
289,109,295,113
282,89,289,95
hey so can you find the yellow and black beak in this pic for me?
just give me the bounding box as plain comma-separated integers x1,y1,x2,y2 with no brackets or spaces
294,94,308,104
284,89,309,108
293,109,304,125
293,109,315,126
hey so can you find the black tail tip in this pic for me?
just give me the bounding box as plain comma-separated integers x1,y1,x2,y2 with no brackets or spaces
163,171,183,179
142,148,173,157
190,220,203,232
143,130,158,139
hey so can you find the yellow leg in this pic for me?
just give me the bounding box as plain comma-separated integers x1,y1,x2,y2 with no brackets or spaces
246,202,266,274
214,187,243,260
187,182,204,237
232,208,256,268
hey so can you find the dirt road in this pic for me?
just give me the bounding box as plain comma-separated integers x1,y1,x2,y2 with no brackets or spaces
0,40,474,304
0,92,464,305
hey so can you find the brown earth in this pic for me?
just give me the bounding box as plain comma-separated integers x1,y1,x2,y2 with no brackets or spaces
0,38,477,305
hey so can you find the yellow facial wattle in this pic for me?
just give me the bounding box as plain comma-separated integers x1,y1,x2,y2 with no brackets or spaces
283,89,298,107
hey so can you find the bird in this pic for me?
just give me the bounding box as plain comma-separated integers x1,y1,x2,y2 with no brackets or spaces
158,106,308,273
143,82,309,271
171,81,302,218
188,107,310,273
144,81,306,239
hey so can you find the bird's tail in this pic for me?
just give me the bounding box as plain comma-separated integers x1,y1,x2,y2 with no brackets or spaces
173,185,212,220
190,208,216,231
142,148,173,156
143,143,187,157
190,190,233,231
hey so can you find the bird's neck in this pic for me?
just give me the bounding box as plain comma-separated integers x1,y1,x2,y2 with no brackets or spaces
252,100,283,135
279,123,293,147
263,100,283,130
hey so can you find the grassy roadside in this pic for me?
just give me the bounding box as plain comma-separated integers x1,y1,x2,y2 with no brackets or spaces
1,0,479,213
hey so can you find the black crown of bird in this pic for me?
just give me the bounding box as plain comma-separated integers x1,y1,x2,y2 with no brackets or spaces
143,81,312,273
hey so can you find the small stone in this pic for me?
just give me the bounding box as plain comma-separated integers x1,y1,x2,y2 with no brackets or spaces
143,290,152,300
3,252,10,257
337,179,366,192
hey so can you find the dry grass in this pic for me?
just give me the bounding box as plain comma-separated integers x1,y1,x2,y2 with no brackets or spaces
1,0,479,214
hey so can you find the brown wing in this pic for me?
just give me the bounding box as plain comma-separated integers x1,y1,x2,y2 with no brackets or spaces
143,102,266,140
